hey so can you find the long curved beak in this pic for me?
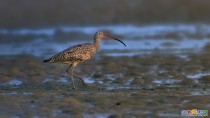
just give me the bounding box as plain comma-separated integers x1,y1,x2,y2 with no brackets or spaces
103,35,126,47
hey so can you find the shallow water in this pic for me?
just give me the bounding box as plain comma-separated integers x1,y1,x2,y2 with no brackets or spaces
0,35,209,57
186,72,210,79
1,24,210,57
1,24,210,37
2,79,23,86
153,78,182,84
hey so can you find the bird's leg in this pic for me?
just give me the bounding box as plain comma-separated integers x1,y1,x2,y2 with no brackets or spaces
66,64,72,73
71,66,76,89
72,73,86,86
70,62,86,88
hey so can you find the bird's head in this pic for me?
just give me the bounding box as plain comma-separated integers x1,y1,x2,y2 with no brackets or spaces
94,31,126,47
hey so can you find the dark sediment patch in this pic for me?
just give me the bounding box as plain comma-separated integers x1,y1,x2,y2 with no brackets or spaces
199,76,210,85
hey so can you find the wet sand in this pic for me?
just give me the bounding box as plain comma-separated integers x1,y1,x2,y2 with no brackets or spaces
0,50,210,117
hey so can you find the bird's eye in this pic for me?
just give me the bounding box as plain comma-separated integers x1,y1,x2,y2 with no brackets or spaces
99,32,103,35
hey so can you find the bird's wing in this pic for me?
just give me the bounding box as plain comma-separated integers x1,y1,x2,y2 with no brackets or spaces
64,44,96,61
46,44,95,63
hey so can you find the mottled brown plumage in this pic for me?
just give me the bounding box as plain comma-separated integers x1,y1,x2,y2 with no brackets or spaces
44,43,96,64
43,31,126,89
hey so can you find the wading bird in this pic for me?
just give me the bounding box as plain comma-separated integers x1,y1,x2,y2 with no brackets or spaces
43,32,126,89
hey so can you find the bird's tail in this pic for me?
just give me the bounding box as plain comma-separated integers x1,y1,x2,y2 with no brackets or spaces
43,59,51,63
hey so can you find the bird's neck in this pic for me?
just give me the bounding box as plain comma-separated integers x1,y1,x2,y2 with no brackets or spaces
94,38,101,49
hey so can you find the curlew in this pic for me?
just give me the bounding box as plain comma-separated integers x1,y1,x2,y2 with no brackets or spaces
43,31,126,89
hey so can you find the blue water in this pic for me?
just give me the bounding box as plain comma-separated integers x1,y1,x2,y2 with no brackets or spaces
1,24,210,37
0,24,210,57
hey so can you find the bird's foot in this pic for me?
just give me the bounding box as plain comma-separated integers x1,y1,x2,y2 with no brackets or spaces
72,87,76,90
72,85,76,89
66,70,69,74
81,80,87,87
72,73,86,87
